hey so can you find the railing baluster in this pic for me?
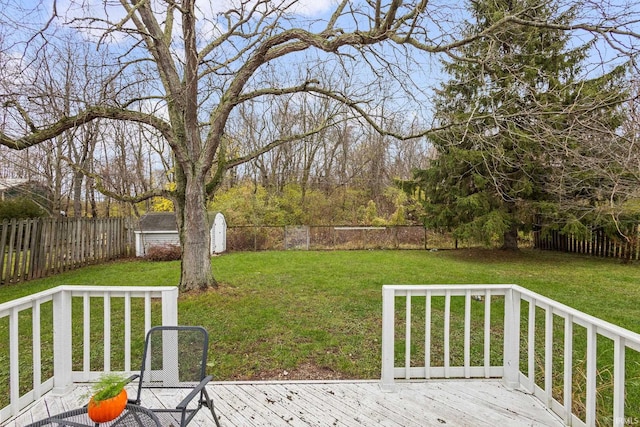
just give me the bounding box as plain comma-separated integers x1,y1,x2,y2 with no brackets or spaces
425,290,431,380
586,324,597,427
142,293,153,388
544,307,554,408
104,293,111,372
464,290,471,378
32,301,42,400
9,308,19,417
527,298,536,393
563,314,573,425
613,336,626,427
144,294,152,334
124,293,131,372
405,290,412,379
83,292,91,374
444,290,451,378
484,289,491,378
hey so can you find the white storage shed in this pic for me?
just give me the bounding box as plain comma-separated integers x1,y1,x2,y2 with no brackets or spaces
134,212,226,257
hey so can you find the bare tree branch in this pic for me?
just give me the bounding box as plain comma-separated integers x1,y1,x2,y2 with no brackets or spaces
0,107,173,150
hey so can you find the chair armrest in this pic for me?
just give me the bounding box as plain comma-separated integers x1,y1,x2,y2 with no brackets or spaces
126,374,140,384
176,375,213,410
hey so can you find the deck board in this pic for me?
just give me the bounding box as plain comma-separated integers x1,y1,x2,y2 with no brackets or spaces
5,380,564,427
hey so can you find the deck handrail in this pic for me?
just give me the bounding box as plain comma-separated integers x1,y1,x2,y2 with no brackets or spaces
0,285,178,424
381,284,640,427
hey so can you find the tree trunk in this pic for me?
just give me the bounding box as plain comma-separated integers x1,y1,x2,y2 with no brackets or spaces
72,170,84,217
176,174,216,292
501,225,519,251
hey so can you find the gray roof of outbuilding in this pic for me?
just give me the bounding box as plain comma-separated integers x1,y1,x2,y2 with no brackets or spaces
136,212,219,231
138,213,178,231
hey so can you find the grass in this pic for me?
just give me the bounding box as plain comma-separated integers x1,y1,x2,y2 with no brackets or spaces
3,249,640,377
2,248,640,424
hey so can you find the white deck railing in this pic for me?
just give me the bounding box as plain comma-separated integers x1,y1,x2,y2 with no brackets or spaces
381,284,640,427
0,285,178,424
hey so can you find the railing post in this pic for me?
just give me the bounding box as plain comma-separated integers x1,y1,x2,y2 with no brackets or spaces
52,288,73,395
160,288,179,386
503,286,521,389
381,286,396,392
161,287,179,326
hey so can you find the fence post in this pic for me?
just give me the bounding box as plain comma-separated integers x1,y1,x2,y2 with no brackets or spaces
0,219,8,284
52,287,73,395
381,285,396,392
503,286,521,389
424,227,427,250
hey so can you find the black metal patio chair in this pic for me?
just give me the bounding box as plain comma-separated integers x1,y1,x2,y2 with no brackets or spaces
130,326,222,427
26,404,161,427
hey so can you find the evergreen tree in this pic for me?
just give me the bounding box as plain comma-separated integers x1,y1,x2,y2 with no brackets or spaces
411,0,627,249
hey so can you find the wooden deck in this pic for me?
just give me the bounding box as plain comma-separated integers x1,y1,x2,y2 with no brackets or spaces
6,380,563,426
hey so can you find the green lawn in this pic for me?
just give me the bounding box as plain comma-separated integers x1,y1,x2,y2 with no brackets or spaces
3,248,639,381
3,248,640,424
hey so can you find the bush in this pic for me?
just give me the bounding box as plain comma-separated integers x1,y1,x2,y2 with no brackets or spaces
0,197,47,220
145,244,182,261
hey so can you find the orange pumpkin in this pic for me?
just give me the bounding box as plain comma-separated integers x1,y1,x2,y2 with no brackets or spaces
87,389,127,423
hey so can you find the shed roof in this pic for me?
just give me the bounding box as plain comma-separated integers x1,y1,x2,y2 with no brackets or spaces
138,213,178,232
136,212,219,232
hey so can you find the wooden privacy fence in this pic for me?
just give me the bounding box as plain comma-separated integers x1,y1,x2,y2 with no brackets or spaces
0,217,131,285
533,227,640,261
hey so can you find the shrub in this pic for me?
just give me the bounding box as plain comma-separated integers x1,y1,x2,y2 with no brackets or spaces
145,244,182,261
0,197,47,220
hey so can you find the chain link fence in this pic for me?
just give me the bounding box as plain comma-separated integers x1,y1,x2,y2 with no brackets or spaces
226,225,463,251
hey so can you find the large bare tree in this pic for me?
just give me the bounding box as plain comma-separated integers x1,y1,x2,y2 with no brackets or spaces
0,0,639,291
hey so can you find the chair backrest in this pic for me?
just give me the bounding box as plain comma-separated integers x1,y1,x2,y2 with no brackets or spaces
137,326,209,391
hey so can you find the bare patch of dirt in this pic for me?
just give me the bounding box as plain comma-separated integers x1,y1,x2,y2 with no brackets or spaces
178,282,238,299
244,362,347,381
440,247,527,263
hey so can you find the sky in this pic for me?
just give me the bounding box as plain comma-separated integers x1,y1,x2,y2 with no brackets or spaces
2,1,437,115
7,1,636,73
2,0,639,131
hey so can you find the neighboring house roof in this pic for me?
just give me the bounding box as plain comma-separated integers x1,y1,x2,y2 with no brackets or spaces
0,178,29,191
0,178,52,213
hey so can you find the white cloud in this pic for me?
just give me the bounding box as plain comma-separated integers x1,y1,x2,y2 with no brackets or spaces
25,0,341,52
53,0,131,43
289,0,340,16
201,0,339,17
